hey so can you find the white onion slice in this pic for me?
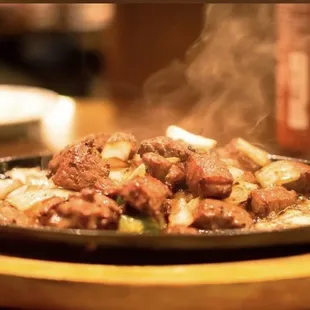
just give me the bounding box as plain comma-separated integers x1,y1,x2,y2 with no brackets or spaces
169,197,194,227
166,125,217,151
6,187,74,211
5,168,54,187
225,181,258,205
102,140,133,162
227,166,244,183
233,138,271,167
255,160,301,188
109,168,129,184
127,164,146,181
0,179,23,199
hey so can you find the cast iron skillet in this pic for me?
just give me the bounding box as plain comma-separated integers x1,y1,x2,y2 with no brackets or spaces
1,154,310,265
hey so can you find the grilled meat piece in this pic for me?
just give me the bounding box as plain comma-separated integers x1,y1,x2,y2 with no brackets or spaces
142,153,186,191
0,200,33,227
48,133,110,191
191,199,252,230
94,178,120,197
250,186,298,218
186,154,233,199
138,136,192,161
142,153,172,181
282,162,310,194
39,189,121,229
119,176,171,220
165,163,186,190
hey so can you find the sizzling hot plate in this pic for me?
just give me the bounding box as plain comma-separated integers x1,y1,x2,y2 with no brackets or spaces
1,154,310,264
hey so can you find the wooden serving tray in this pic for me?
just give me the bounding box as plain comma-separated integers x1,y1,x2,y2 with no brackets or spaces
1,253,310,310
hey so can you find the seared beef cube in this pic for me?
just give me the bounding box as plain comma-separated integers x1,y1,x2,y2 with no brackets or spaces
283,162,310,194
186,154,233,199
0,201,33,227
48,134,110,191
142,153,172,181
166,225,199,235
39,189,121,229
191,199,252,230
119,176,171,220
138,136,192,161
165,163,186,190
250,186,297,218
94,178,120,197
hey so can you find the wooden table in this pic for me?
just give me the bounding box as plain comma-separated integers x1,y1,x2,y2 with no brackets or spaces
1,253,310,310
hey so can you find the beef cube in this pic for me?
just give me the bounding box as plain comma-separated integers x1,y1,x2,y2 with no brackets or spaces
39,189,122,229
119,176,171,220
165,163,186,190
186,154,233,199
138,136,192,161
48,133,110,191
191,199,253,230
250,186,297,218
283,162,310,194
142,153,172,181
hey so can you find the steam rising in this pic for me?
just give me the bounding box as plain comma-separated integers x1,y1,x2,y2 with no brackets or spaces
125,4,276,148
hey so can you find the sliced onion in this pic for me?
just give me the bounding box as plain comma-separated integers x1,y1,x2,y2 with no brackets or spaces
0,179,23,199
225,181,258,205
187,197,201,212
126,164,146,181
105,157,128,169
233,138,271,167
227,166,244,183
102,140,133,162
5,168,55,187
166,157,181,164
255,160,301,188
109,168,129,184
166,125,217,151
169,197,194,227
6,187,74,211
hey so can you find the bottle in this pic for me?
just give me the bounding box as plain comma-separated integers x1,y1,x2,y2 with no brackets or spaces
276,4,310,153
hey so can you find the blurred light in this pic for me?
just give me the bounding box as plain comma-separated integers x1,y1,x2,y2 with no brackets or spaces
41,96,76,153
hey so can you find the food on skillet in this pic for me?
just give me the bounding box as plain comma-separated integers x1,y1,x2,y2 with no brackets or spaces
1,126,310,234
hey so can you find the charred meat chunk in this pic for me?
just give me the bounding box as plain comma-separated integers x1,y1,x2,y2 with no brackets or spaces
142,153,186,191
191,199,252,230
48,134,110,191
282,162,310,194
186,154,233,199
119,176,171,220
39,189,122,229
165,163,186,191
250,186,297,218
94,178,120,198
0,201,33,227
142,153,172,181
138,136,192,161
